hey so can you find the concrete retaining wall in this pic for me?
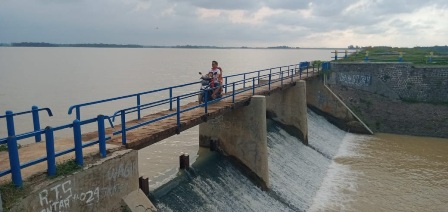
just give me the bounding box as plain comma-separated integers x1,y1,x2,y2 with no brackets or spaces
326,62,448,137
199,96,269,189
265,80,308,144
329,62,448,102
307,76,373,134
10,150,139,212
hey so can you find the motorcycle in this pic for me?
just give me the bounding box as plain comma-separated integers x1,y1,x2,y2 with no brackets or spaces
198,72,221,104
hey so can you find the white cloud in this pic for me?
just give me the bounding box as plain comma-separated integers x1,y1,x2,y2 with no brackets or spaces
0,0,447,47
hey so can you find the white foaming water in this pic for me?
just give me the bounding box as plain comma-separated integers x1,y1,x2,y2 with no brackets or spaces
308,133,365,211
155,157,294,212
267,120,331,211
154,110,358,211
307,109,349,159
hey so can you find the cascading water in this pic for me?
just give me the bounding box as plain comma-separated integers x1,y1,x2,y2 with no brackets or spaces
152,110,355,211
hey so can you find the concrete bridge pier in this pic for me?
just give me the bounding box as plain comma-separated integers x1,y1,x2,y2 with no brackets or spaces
266,80,308,145
199,95,269,189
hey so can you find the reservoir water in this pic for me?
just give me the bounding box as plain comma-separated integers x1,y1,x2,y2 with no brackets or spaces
1,47,447,211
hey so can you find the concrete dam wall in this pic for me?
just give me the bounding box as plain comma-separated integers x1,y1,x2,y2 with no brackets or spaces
328,62,448,103
326,62,448,138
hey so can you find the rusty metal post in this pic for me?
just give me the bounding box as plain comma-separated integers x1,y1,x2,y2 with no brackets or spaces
210,139,218,151
179,153,190,169
139,177,149,195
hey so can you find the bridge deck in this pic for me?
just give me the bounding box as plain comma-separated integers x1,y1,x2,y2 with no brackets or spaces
0,71,317,183
92,71,316,150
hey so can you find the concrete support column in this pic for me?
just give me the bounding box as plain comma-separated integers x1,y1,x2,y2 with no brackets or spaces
199,95,269,189
266,80,308,145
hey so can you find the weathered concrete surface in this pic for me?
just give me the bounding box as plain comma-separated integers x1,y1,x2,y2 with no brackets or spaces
199,96,269,189
307,76,373,134
10,149,139,212
122,189,157,212
329,62,448,102
325,62,448,138
266,80,308,144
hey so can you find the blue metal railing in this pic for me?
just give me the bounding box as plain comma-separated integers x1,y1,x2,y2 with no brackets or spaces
0,110,113,187
107,63,322,145
1,62,325,187
0,106,53,143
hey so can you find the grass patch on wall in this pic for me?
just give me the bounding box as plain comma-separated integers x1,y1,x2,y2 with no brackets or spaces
0,182,31,211
52,160,83,178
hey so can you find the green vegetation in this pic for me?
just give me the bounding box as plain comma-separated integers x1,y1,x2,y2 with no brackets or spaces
338,46,448,65
0,160,83,211
0,144,7,152
0,182,31,211
52,160,82,178
121,205,132,212
0,144,22,152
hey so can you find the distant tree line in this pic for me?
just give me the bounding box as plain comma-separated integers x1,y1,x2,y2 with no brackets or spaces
174,45,221,48
9,42,144,48
267,45,295,49
414,45,448,54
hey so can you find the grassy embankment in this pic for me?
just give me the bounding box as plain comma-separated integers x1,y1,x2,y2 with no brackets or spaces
337,46,448,65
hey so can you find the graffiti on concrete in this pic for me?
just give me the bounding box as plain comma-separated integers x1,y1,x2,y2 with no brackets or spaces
338,73,372,87
38,180,100,212
36,160,138,212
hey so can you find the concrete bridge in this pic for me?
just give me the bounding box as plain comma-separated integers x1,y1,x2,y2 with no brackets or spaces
1,63,373,211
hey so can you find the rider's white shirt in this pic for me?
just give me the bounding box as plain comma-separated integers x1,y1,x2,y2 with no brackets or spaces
209,68,221,83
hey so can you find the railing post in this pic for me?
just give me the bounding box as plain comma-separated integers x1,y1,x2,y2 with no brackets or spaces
232,83,235,104
7,136,22,187
258,71,260,84
73,119,83,166
243,74,246,88
45,126,56,176
121,110,126,145
137,94,141,120
224,77,228,93
291,69,294,82
307,65,309,77
169,88,173,111
6,110,22,187
279,67,282,79
97,115,106,158
281,68,283,87
75,106,81,121
176,96,181,133
31,106,42,142
268,74,271,91
252,77,255,95
204,90,208,114
319,62,322,74
6,110,16,138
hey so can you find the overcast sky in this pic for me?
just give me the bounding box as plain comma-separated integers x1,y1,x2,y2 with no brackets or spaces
1,0,447,47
